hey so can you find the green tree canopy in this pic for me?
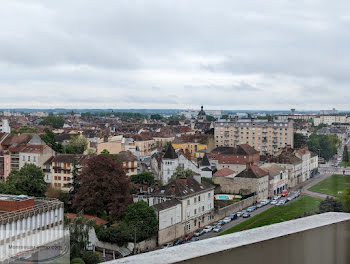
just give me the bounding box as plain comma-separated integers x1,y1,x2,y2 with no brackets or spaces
66,135,88,154
307,133,340,161
40,128,63,153
6,164,47,197
68,212,95,260
40,116,65,128
123,201,158,242
206,115,216,122
130,172,155,186
319,196,343,213
11,126,38,134
340,185,350,213
150,114,163,120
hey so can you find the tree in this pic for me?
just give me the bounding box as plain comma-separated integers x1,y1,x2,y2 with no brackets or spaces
73,154,132,218
343,145,349,165
150,114,163,120
101,149,110,154
206,115,216,122
221,115,229,119
66,135,88,154
307,133,340,161
6,164,47,197
40,116,65,128
82,251,101,264
11,126,38,134
40,128,63,153
97,222,132,246
130,172,155,186
319,196,343,213
123,201,158,242
68,212,95,260
294,133,307,148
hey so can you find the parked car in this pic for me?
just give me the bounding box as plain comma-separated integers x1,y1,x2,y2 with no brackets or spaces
262,199,270,205
236,211,242,217
223,217,231,223
203,226,213,233
174,238,184,245
281,190,289,197
287,196,294,202
242,213,251,218
247,206,256,212
257,203,263,208
194,230,204,237
213,226,222,233
162,242,174,248
189,237,199,242
218,220,225,225
271,200,278,205
184,234,193,241
277,200,286,206
230,213,237,220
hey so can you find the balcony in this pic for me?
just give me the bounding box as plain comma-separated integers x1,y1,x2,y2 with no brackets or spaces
105,212,350,264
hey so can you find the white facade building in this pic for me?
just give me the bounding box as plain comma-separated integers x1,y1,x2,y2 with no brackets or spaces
0,119,10,133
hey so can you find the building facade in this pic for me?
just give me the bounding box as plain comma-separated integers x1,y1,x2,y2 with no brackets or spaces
214,119,294,155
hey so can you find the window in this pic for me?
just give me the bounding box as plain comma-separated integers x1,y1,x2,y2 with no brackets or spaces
28,156,31,162
22,156,25,161
280,172,283,179
194,197,197,203
33,156,36,162
198,195,201,202
194,209,197,215
208,192,211,198
202,206,205,212
187,200,190,206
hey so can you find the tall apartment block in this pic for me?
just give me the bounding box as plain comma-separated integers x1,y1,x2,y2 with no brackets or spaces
0,195,68,263
214,119,294,155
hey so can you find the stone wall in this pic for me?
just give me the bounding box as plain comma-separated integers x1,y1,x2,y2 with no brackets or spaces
213,196,256,221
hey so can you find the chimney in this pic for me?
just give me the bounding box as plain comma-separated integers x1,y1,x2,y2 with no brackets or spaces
179,176,187,186
171,184,176,195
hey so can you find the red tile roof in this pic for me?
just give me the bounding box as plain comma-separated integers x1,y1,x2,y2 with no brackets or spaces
66,213,108,226
213,168,235,177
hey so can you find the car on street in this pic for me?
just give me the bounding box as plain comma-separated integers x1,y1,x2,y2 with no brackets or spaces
223,217,231,223
247,206,257,212
230,213,237,220
203,226,213,233
242,213,251,218
218,220,225,225
236,211,242,217
257,202,264,208
271,200,278,205
213,226,222,233
277,200,286,206
184,234,193,241
189,237,199,242
174,238,184,245
194,230,204,237
162,242,174,249
262,199,270,205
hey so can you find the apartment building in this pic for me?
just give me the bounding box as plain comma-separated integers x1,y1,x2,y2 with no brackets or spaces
45,154,90,192
214,119,294,155
117,151,138,177
0,195,66,263
313,115,348,126
136,175,215,245
19,145,54,169
260,163,288,198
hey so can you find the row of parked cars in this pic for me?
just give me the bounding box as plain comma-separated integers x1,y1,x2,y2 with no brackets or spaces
162,192,300,249
271,192,300,206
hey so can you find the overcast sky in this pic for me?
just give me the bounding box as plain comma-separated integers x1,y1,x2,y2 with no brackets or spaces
1,0,349,110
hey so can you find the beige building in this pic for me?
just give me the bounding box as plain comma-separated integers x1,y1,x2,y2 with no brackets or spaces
117,151,138,177
19,145,55,170
260,163,288,198
45,154,90,192
95,135,123,154
313,115,348,126
214,119,294,155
